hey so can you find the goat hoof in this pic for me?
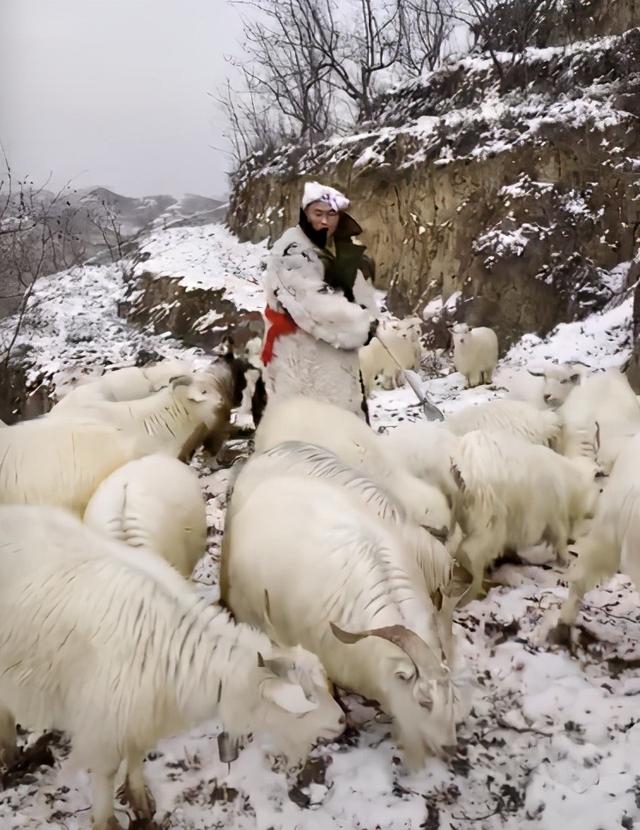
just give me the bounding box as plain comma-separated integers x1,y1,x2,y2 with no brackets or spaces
117,780,156,821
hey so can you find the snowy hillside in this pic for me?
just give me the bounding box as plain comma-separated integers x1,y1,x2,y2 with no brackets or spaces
1,222,639,829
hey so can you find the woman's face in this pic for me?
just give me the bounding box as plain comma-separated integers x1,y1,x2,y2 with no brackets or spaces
305,202,340,236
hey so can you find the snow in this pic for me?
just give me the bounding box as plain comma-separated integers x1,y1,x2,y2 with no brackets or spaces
133,223,267,311
234,30,635,194
1,220,640,828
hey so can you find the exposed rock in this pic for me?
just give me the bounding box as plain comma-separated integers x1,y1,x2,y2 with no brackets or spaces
624,252,640,392
0,360,54,424
227,28,640,348
124,272,263,353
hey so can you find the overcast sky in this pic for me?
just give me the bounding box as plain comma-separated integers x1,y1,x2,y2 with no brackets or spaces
0,0,245,199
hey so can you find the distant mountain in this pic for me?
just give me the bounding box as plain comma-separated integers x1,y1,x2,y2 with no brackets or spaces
72,187,227,237
0,186,226,318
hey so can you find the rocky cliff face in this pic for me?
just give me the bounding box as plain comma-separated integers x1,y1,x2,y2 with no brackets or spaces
227,24,640,349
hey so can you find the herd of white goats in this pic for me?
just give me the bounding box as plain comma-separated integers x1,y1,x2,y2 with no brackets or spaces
0,315,639,829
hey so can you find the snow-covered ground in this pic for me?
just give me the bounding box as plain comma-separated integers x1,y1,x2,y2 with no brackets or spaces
1,225,639,830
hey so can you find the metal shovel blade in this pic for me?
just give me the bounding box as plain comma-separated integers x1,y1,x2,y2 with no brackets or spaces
403,369,445,422
373,334,445,422
217,731,239,766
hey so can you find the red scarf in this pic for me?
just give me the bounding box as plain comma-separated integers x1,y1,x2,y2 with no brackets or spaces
261,305,298,365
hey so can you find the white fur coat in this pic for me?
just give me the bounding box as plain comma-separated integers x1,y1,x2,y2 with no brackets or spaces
262,225,378,418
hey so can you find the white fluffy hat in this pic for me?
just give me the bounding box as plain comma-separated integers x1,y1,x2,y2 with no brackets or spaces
301,181,350,212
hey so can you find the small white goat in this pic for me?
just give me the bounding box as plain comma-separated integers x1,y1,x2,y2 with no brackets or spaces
255,396,454,544
222,472,467,770
359,318,422,393
49,370,233,459
0,417,146,514
0,506,344,830
451,429,599,598
232,441,454,595
527,362,590,408
558,431,640,629
445,399,561,447
451,323,498,387
83,455,207,578
52,358,193,410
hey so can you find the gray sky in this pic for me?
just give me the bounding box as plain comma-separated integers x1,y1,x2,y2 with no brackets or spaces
0,0,244,199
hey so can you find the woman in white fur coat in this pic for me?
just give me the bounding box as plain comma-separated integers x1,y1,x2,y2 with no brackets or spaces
261,182,379,422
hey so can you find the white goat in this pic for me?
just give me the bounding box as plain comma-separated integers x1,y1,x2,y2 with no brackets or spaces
0,506,344,830
451,323,498,388
445,399,561,447
49,370,233,458
359,318,422,393
232,441,454,595
527,362,590,408
221,472,467,770
557,369,640,473
451,429,599,598
52,358,193,410
0,417,147,514
558,431,640,629
382,421,461,503
83,455,207,578
255,396,454,544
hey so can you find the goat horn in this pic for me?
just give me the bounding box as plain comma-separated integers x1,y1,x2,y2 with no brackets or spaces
257,652,265,668
450,461,466,493
170,374,193,388
330,622,445,674
431,588,444,611
424,525,449,543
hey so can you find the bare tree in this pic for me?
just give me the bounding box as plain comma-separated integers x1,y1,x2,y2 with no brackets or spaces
455,0,558,81
0,152,92,368
0,154,130,369
222,0,409,165
295,0,406,123
399,0,455,74
231,0,336,143
87,198,125,264
216,72,297,166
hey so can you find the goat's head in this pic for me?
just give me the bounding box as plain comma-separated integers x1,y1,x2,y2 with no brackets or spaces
450,323,470,350
528,362,589,408
407,478,453,544
252,643,344,763
330,620,459,770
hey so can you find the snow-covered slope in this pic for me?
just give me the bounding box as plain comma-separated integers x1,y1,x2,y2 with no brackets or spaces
133,223,266,307
1,226,639,829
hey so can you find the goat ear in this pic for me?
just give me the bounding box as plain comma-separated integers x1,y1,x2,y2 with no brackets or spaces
260,679,317,714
